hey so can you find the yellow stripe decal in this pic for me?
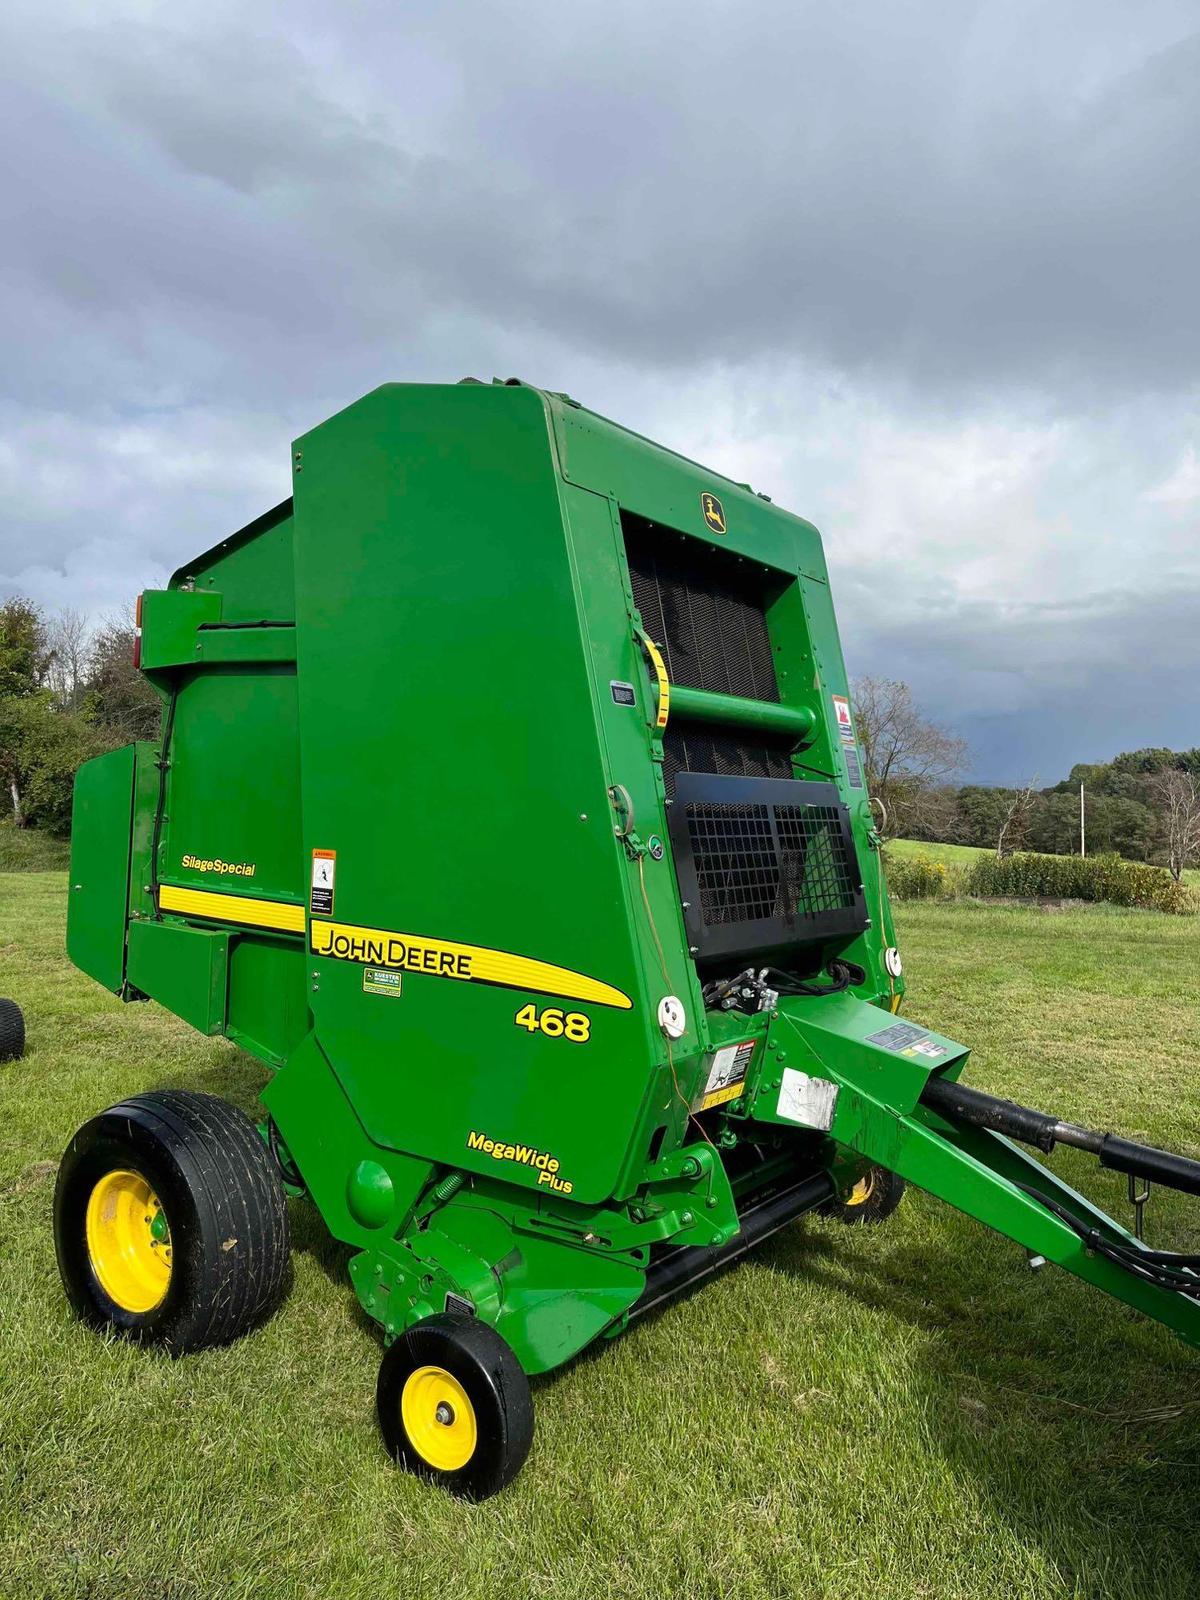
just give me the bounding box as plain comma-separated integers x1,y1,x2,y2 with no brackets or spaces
310,919,632,1010
639,633,670,729
159,884,306,934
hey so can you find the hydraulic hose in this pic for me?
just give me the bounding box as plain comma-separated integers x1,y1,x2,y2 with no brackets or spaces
920,1075,1200,1198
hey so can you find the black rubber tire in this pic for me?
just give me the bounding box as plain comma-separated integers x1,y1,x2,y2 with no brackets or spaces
822,1164,906,1225
0,998,25,1062
54,1089,290,1354
377,1313,534,1500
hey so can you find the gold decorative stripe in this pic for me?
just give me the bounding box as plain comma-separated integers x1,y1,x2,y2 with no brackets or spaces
159,883,306,934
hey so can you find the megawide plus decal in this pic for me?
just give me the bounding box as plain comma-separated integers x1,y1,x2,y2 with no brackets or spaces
466,1130,572,1195
309,919,633,1010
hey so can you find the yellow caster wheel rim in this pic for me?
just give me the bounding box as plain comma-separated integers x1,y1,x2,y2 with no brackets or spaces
401,1365,478,1471
85,1169,173,1313
845,1172,875,1207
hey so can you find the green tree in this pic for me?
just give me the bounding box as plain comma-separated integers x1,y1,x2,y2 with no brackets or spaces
851,676,967,837
955,786,1017,848
84,613,161,741
0,597,50,698
0,693,114,834
1026,791,1081,855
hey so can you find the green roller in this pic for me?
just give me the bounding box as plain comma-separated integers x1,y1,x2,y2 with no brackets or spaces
53,379,1200,1499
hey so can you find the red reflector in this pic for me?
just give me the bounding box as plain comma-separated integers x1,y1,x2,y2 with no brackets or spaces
132,632,142,670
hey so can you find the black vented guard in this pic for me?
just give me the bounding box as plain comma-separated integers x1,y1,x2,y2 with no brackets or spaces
624,519,781,702
668,773,868,962
662,723,794,797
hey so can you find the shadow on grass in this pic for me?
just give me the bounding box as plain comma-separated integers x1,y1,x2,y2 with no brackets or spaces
149,1042,269,1114
150,1039,1200,1591
759,1215,1200,1595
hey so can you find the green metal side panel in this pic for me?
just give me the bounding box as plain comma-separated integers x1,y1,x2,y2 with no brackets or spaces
67,746,136,994
262,1032,434,1248
226,935,310,1066
126,919,229,1035
290,383,659,1207
545,391,827,576
156,662,302,906
170,498,297,623
139,590,222,670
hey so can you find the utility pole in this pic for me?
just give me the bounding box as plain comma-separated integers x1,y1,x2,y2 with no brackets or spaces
1080,781,1086,859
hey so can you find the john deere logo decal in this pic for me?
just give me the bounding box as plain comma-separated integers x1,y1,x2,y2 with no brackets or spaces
701,492,727,534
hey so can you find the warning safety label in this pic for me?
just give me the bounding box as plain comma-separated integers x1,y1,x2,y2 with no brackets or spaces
696,1039,756,1111
310,849,336,917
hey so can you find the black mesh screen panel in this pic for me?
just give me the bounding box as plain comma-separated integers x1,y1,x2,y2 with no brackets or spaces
662,724,794,796
624,518,781,702
667,774,868,961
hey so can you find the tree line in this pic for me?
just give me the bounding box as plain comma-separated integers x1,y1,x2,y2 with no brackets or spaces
3,604,1197,881
0,597,160,835
855,675,1200,881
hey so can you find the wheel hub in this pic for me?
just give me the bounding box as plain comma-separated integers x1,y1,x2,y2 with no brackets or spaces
85,1168,172,1314
401,1365,477,1471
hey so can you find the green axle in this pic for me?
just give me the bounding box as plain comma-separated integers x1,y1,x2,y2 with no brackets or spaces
52,379,1200,1498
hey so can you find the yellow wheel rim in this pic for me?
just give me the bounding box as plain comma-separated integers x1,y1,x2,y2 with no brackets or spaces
845,1172,875,1207
401,1365,477,1472
85,1169,173,1314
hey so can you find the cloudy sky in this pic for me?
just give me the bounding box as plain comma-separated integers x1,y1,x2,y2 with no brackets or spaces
3,0,1198,782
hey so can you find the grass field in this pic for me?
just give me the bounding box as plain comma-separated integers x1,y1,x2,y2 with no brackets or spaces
887,837,991,871
0,822,71,872
3,874,1200,1599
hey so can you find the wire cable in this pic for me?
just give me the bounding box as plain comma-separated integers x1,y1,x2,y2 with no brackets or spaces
637,853,719,1177
1012,1181,1200,1296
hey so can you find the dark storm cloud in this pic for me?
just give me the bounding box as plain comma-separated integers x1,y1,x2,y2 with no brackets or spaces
2,0,1198,780
6,1,1200,406
841,579,1200,783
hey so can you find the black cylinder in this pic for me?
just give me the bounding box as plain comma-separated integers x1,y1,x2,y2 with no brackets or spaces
920,1074,1200,1200
1099,1135,1200,1197
919,1074,1060,1153
630,1171,834,1322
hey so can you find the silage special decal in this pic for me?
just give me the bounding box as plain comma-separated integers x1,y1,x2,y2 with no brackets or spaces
180,854,256,878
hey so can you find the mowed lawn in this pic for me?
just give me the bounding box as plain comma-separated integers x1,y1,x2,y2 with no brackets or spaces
3,873,1200,1600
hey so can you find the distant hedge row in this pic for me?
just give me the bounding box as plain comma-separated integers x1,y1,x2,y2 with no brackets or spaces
966,851,1192,913
884,854,958,900
884,849,1193,914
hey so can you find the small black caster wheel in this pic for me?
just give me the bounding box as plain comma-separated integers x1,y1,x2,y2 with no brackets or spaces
822,1164,906,1224
377,1312,534,1499
0,998,25,1062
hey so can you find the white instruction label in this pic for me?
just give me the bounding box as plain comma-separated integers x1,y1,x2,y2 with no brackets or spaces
777,1068,839,1130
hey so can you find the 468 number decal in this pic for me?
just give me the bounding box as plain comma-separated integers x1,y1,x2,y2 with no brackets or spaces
514,1003,591,1043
